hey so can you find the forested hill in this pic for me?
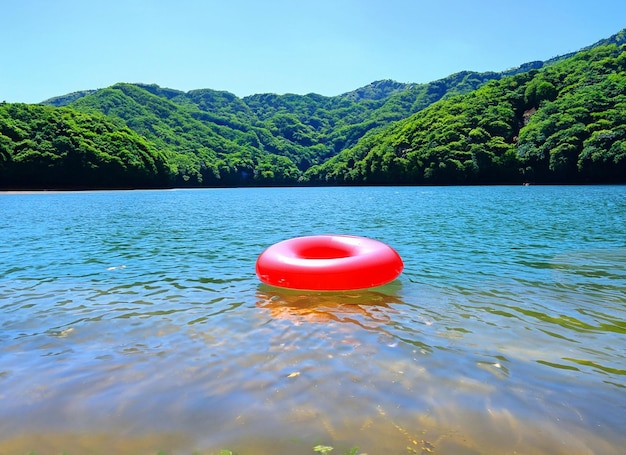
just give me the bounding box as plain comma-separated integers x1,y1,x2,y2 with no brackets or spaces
1,30,625,189
305,41,626,185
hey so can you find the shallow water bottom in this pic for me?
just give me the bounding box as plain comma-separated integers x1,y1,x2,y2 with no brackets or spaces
1,404,621,455
1,288,623,455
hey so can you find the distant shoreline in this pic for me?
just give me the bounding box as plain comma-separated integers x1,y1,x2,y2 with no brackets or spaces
3,182,626,194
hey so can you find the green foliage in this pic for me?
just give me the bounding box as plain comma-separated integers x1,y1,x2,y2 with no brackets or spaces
306,41,626,185
0,103,172,189
517,44,626,182
37,69,500,188
312,444,361,455
524,79,557,107
4,29,625,188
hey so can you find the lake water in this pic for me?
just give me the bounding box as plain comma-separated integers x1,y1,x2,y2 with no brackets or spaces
0,186,625,455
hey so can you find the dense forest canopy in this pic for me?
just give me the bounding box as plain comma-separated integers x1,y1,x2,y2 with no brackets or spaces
1,29,625,189
0,104,172,188
305,41,626,185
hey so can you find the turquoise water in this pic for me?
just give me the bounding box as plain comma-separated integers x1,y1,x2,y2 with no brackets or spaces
0,186,625,454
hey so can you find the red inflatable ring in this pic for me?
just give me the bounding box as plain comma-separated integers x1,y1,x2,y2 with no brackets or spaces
256,235,403,291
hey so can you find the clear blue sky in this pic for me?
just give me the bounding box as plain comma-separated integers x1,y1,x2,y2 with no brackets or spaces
2,0,624,103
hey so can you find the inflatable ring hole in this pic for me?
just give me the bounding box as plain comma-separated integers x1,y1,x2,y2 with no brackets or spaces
296,245,353,259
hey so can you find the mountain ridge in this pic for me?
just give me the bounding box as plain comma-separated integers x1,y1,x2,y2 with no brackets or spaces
42,29,626,108
1,28,624,189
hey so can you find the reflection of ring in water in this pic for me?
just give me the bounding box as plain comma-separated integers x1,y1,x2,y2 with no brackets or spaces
256,281,404,327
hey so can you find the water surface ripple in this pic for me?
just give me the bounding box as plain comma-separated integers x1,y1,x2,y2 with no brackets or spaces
0,186,624,454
